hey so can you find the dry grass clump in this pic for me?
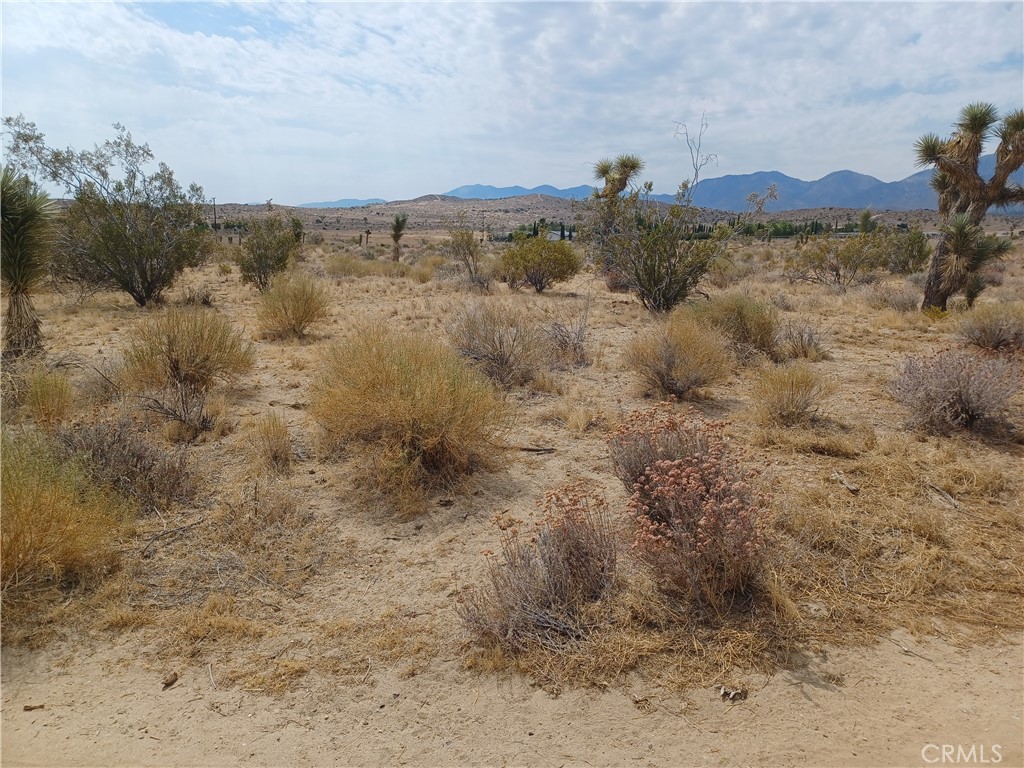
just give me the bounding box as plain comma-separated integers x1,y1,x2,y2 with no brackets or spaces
121,309,255,434
887,349,1020,434
862,283,920,313
249,411,292,472
23,367,73,429
683,292,781,361
447,302,549,388
326,253,436,282
752,362,835,426
778,321,832,361
956,302,1024,352
459,486,618,652
56,415,194,512
625,314,732,399
1,428,132,629
544,305,590,368
257,272,331,340
309,324,509,503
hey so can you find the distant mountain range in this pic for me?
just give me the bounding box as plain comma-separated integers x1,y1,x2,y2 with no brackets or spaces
296,197,386,208
298,155,1022,212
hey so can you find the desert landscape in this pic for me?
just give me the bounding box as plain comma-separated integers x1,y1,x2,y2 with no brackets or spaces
2,187,1023,767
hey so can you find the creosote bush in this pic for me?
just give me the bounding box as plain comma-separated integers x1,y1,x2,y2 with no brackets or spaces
887,349,1020,434
498,235,581,292
610,407,772,616
1,428,131,623
625,314,732,399
447,302,548,388
459,485,617,652
309,324,508,501
237,216,299,291
956,303,1024,352
257,271,331,340
122,309,255,433
683,292,781,361
752,362,834,426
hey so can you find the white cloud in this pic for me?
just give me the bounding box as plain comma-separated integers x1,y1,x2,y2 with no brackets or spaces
2,1,1021,203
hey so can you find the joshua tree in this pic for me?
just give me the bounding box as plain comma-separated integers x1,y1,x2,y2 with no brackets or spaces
915,102,1024,310
593,154,645,199
1,166,55,357
390,213,408,262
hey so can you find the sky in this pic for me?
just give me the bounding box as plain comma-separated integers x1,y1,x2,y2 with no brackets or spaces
2,1,1022,205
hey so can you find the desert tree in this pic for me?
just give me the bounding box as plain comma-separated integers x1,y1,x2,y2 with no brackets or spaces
914,102,1024,310
580,117,776,311
1,166,55,357
390,213,408,262
237,216,299,291
2,115,212,306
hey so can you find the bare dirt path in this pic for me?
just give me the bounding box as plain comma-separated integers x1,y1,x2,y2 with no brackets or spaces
3,632,1021,767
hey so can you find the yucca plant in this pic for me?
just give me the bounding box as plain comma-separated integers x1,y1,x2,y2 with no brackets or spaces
915,103,1024,310
937,215,1012,306
1,166,55,357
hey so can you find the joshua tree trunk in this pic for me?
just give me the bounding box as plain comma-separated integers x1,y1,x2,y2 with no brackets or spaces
3,293,42,358
920,239,950,311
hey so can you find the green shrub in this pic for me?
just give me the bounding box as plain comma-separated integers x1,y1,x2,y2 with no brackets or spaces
625,314,732,399
499,235,581,292
309,325,509,500
237,216,299,291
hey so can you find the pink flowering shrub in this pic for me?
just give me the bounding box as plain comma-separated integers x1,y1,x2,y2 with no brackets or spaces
611,406,772,615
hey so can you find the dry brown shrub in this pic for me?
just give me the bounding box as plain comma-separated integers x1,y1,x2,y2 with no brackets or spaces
257,271,331,340
459,486,618,653
682,292,781,362
121,309,255,434
250,411,292,472
309,324,509,506
887,349,1020,434
956,302,1024,352
778,321,832,361
625,315,732,399
1,428,132,631
447,302,549,388
56,415,194,513
23,367,73,429
752,362,835,426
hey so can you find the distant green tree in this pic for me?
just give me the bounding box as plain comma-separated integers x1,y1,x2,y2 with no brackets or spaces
499,232,581,292
237,216,299,291
3,115,211,307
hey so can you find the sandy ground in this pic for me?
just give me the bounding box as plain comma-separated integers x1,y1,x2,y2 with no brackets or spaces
3,632,1021,767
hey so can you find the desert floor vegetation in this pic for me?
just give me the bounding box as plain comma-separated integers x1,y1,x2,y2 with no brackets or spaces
2,221,1023,766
